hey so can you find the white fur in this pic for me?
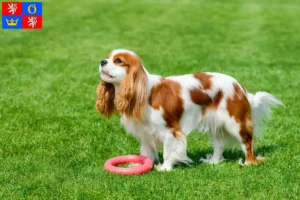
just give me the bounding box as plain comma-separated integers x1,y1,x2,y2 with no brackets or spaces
247,92,284,136
99,59,126,84
101,49,283,171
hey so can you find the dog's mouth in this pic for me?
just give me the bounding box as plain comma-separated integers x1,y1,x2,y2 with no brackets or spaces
101,71,114,79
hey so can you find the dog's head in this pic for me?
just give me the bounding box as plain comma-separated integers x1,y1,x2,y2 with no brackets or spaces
99,49,141,84
96,49,148,122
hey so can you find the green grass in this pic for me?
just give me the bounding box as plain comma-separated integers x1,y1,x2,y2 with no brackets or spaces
0,0,299,199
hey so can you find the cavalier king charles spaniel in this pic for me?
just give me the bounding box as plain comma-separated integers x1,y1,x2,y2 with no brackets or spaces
96,49,283,171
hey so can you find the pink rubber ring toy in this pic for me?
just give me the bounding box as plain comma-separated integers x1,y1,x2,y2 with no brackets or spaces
104,155,153,175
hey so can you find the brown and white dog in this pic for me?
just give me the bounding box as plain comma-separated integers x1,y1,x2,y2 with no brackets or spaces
96,49,283,171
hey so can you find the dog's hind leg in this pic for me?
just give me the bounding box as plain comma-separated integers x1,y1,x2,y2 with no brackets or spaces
225,117,264,166
200,133,229,164
239,127,265,165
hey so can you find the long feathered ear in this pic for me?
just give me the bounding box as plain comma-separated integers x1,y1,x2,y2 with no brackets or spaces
116,59,148,122
96,80,115,117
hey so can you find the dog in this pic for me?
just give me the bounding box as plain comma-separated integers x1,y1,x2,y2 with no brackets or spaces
96,49,283,171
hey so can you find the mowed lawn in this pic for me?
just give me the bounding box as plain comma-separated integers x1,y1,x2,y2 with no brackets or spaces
0,0,299,199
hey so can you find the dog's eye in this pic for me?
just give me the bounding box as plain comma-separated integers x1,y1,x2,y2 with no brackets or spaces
114,58,122,64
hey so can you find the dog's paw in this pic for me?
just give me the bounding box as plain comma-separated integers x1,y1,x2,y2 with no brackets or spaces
238,156,265,166
238,158,245,166
200,153,224,164
154,164,172,172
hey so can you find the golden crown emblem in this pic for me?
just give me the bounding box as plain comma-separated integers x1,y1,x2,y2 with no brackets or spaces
6,18,19,26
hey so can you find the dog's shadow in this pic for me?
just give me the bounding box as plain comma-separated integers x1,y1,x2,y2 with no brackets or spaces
165,144,277,169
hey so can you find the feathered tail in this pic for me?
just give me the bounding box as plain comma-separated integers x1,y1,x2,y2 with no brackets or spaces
247,92,284,136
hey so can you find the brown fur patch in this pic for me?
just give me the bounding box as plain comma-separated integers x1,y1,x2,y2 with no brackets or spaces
172,129,185,139
227,83,251,125
190,88,212,106
111,52,137,70
114,52,148,122
95,80,115,117
149,79,184,136
190,73,223,115
210,90,224,109
227,83,262,164
194,72,213,89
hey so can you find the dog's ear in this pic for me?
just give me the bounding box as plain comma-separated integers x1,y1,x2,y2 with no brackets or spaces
96,80,115,117
116,59,148,122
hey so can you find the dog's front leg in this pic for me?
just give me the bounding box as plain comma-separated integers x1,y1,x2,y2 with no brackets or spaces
155,131,192,172
140,138,158,162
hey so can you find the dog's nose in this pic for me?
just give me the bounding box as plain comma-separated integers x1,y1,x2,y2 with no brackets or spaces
101,60,108,67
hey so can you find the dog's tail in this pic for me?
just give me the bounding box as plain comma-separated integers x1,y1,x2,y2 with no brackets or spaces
247,92,284,136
